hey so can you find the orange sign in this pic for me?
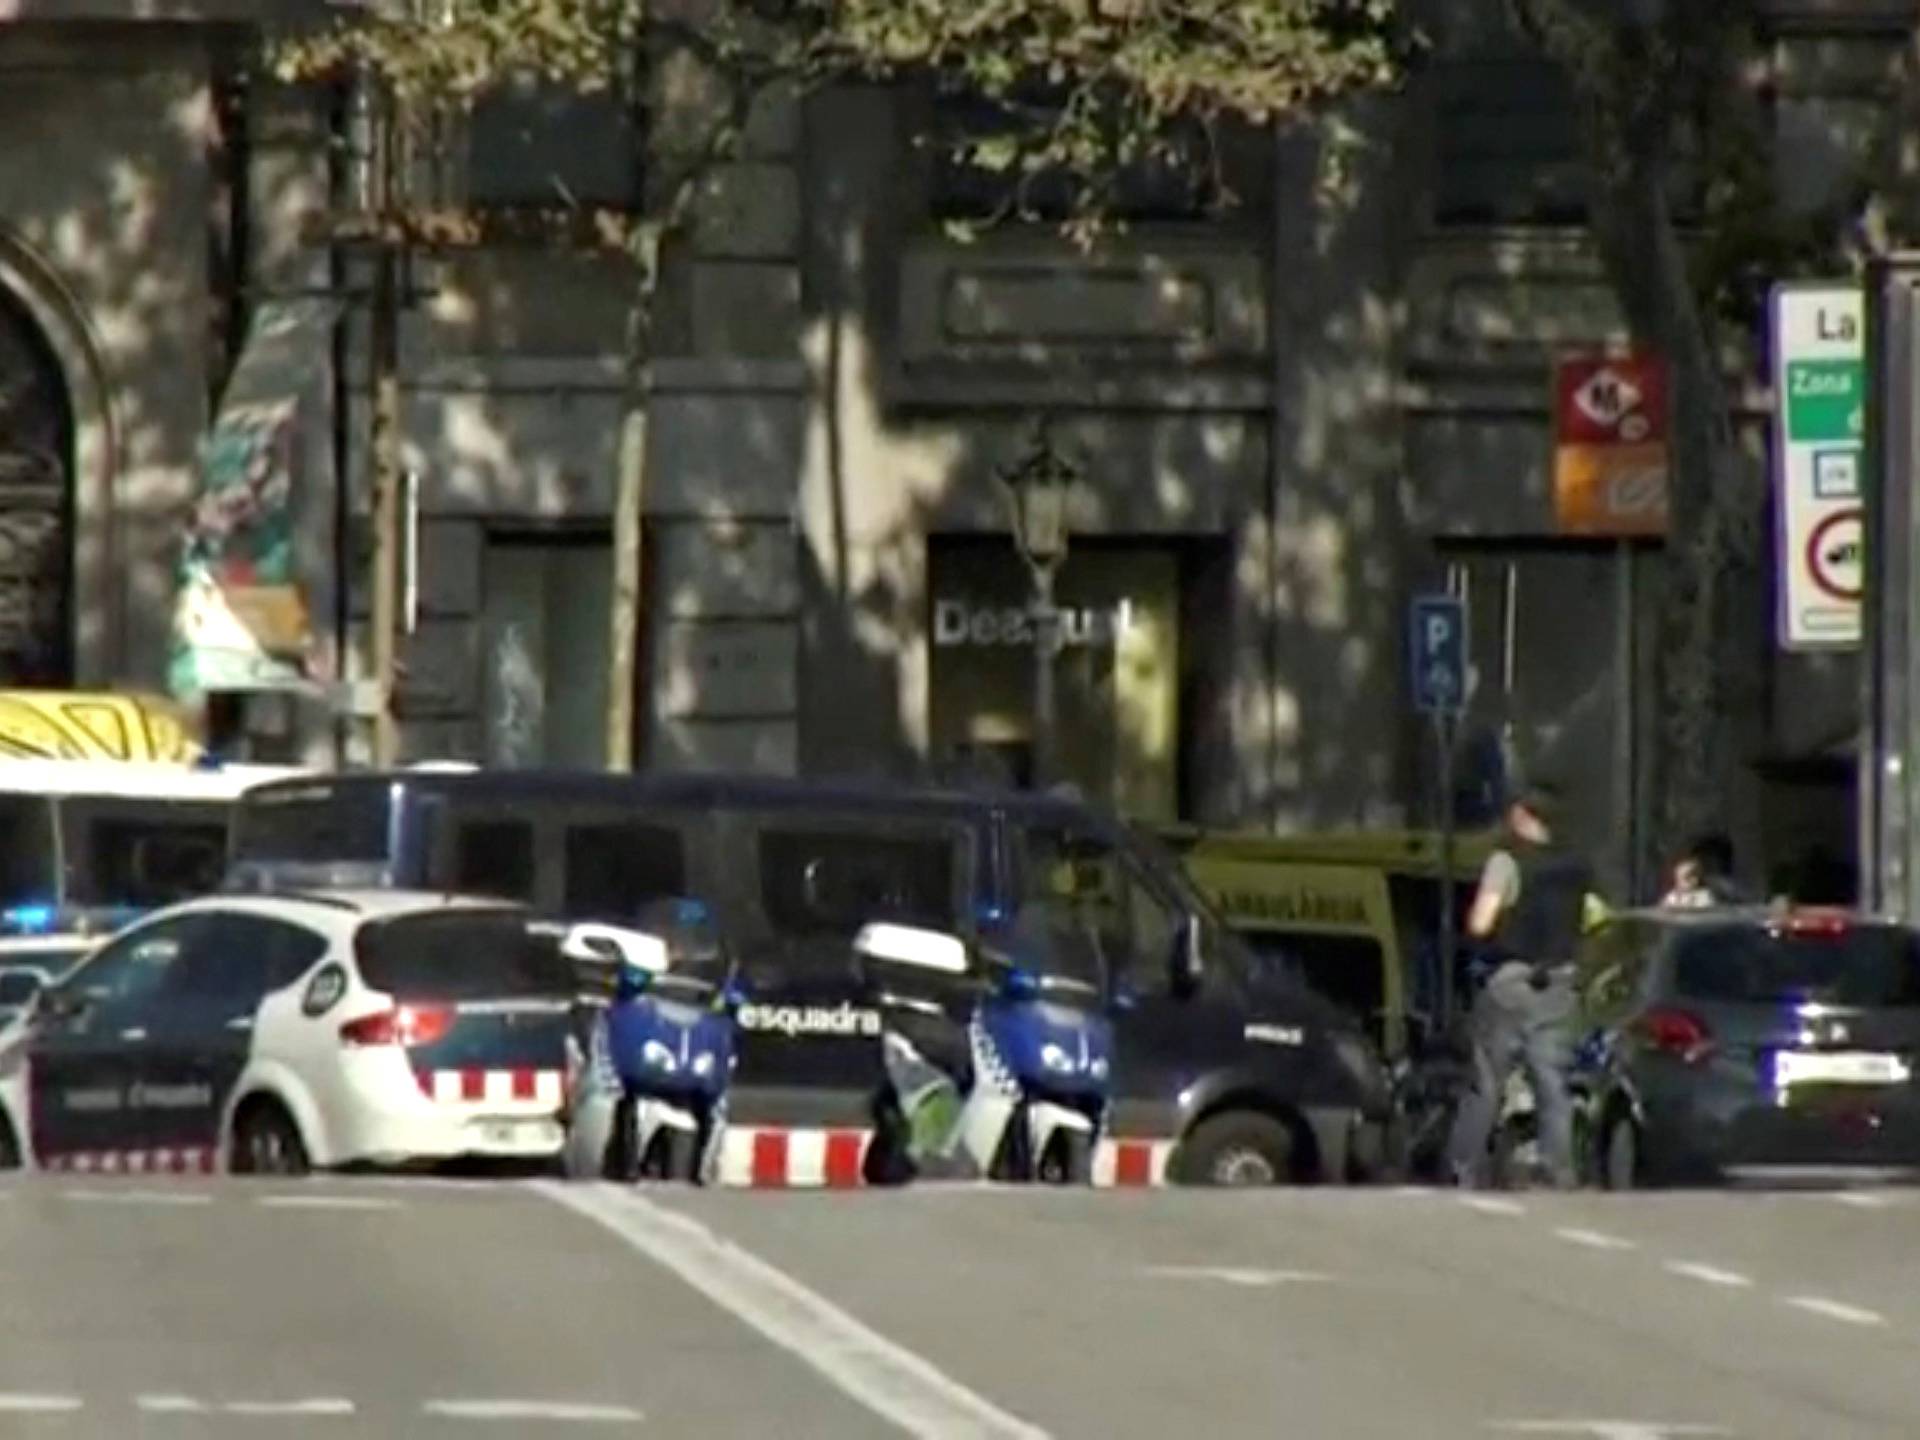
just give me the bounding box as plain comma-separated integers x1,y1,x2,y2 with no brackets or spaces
1552,352,1670,537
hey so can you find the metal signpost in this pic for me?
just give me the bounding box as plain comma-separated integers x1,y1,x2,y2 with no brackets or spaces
1771,282,1866,652
1861,259,1920,920
1411,593,1467,1030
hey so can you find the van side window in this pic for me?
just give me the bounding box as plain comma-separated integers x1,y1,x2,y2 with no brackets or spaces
564,823,687,919
454,820,535,900
1018,825,1181,993
1246,932,1385,1041
757,827,960,939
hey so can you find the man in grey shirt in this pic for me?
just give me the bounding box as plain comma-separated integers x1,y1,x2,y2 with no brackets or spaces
1446,785,1595,1189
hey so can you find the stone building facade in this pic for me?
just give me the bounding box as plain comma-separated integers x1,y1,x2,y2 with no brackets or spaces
0,0,1910,897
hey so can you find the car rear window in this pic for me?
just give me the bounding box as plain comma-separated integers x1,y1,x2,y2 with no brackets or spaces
354,911,574,1001
1673,925,1920,1008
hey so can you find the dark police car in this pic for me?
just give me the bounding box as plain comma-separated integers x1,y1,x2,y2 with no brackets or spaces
226,770,1396,1184
1579,905,1920,1186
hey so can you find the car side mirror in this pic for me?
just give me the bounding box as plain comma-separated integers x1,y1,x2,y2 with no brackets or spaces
1170,914,1203,996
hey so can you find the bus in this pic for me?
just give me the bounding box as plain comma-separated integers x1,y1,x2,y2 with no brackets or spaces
0,759,304,960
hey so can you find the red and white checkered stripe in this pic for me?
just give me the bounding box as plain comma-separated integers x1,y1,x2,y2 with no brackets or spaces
39,1146,217,1176
712,1127,1176,1189
414,1068,565,1108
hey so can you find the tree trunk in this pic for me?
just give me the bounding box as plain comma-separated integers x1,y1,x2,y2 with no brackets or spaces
604,233,659,772
1586,150,1753,872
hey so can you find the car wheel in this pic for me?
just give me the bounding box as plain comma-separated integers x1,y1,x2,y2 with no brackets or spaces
1178,1112,1297,1187
1602,1114,1641,1192
230,1100,311,1178
0,1114,19,1171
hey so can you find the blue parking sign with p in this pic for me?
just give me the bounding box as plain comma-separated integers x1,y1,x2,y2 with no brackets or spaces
1410,595,1466,716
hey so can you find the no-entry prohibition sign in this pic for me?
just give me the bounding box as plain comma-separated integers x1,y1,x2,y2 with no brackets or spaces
1805,508,1863,602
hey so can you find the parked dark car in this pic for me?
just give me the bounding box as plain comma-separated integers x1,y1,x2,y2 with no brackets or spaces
1577,906,1920,1186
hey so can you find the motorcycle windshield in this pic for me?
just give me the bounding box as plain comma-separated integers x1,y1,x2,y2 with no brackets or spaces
993,908,1108,999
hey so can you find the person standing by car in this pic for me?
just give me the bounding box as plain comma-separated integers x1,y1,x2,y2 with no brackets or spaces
1446,784,1595,1189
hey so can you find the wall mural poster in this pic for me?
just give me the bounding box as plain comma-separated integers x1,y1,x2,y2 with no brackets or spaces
167,397,315,695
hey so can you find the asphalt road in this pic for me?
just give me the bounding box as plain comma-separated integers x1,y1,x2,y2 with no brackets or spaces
3,1172,1920,1438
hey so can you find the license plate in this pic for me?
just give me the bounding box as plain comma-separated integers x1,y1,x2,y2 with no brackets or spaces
1776,1050,1911,1088
474,1119,559,1149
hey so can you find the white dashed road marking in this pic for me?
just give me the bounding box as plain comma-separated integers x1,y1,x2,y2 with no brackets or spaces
138,1395,356,1417
63,1188,212,1207
256,1195,402,1212
1459,1196,1527,1217
536,1180,1049,1438
1491,1423,1731,1439
1142,1265,1333,1287
1662,1262,1753,1289
1554,1227,1637,1252
422,1400,643,1423
1828,1191,1889,1209
0,1394,83,1413
1782,1296,1886,1327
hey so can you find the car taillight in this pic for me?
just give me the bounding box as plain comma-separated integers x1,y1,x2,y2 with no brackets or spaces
339,1003,453,1049
1636,1006,1714,1064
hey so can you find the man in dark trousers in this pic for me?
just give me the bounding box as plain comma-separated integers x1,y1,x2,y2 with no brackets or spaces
1446,783,1595,1189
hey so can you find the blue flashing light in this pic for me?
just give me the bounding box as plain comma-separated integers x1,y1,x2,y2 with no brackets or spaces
974,901,1008,929
2,903,56,934
674,898,710,925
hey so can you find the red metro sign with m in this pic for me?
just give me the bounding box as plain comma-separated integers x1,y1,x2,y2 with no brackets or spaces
1551,351,1671,537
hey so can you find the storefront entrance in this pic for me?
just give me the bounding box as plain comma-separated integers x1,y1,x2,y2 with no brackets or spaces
0,285,72,685
928,537,1181,822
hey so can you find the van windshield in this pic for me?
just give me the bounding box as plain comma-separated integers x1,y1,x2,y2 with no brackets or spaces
232,784,392,867
1674,923,1920,1008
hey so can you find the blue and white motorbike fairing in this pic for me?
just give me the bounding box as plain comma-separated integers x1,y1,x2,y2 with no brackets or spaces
866,926,1116,1185
563,905,742,1184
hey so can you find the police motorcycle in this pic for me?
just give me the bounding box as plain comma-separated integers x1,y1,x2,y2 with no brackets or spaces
851,912,1117,1186
562,898,746,1184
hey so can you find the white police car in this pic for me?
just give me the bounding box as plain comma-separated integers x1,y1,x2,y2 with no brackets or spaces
0,890,598,1175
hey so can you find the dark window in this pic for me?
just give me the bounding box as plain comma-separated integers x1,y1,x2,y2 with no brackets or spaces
62,799,227,908
467,77,640,210
563,823,687,920
1433,58,1587,226
757,826,963,939
232,784,392,865
58,915,202,1013
157,913,328,1018
1673,925,1920,1008
355,911,574,1001
1017,825,1180,993
1246,932,1386,1037
0,795,55,907
453,821,535,901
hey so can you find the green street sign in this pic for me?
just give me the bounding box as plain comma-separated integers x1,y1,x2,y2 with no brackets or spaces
1785,358,1864,443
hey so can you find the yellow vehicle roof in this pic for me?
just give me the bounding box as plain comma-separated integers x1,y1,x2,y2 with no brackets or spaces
0,689,201,763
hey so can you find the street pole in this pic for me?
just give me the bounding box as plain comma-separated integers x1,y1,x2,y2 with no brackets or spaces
1862,257,1920,918
1436,711,1457,1034
1031,562,1057,790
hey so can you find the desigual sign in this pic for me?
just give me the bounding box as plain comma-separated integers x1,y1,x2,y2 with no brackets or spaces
933,598,1136,648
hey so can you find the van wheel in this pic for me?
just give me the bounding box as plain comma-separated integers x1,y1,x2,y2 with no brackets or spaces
230,1100,310,1177
1178,1112,1296,1187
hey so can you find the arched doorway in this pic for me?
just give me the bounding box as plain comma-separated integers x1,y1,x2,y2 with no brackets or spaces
0,285,73,684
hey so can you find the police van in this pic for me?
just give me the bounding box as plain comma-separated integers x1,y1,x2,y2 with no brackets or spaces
226,770,1396,1185
0,889,604,1175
